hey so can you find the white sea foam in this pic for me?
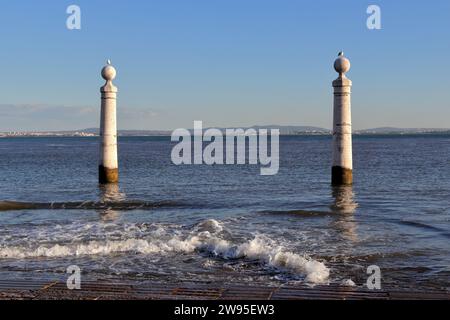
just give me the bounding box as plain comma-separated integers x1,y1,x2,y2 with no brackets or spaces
0,219,330,284
192,234,330,284
342,279,356,287
195,219,224,233
0,239,162,259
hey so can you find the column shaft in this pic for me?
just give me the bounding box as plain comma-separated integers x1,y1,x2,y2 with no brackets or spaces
99,72,118,184
332,77,353,185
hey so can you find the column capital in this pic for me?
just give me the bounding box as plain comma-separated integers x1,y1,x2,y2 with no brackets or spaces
101,82,118,93
333,77,352,88
101,60,118,93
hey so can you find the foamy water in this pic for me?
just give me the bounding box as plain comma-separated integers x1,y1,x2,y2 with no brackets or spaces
0,219,329,284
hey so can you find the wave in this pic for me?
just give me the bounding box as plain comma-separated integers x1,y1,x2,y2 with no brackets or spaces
389,218,450,239
192,234,330,284
261,209,333,217
0,219,330,284
0,200,184,212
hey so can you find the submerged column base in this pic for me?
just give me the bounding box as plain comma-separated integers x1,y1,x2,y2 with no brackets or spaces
332,166,353,186
99,165,119,184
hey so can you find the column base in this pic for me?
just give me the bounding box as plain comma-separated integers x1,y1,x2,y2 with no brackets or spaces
99,165,119,184
332,166,353,186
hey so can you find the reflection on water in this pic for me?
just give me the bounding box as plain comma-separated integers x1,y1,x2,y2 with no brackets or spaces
98,184,126,202
98,184,126,221
331,186,358,214
331,186,359,242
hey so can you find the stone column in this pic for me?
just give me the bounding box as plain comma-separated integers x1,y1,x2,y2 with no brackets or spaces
99,60,119,184
332,52,353,185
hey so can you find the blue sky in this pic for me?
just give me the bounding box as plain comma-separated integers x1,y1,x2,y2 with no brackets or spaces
0,0,449,130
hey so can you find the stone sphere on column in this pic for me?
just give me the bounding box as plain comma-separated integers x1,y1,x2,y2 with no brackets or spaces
334,52,351,75
102,61,117,81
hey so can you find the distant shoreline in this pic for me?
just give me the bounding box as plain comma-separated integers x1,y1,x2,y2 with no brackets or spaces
1,126,449,138
1,132,450,138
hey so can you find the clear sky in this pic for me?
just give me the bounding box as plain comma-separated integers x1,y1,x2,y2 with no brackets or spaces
0,0,449,131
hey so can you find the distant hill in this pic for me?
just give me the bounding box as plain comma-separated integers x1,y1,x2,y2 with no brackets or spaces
250,125,330,135
354,127,450,135
2,126,450,137
82,126,331,136
81,128,172,136
116,126,450,136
